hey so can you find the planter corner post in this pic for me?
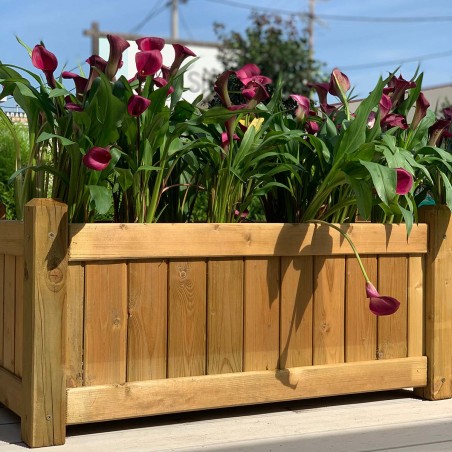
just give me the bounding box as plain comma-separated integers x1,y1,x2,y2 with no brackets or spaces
416,205,452,400
21,199,68,447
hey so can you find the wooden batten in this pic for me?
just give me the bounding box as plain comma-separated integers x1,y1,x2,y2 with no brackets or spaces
68,223,428,261
0,222,24,256
0,366,22,417
66,357,426,425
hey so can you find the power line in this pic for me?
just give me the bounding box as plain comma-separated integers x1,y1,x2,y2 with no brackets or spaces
130,1,171,33
341,49,452,71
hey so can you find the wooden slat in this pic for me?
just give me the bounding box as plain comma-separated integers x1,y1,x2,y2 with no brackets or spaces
408,255,424,357
0,366,22,417
207,259,243,374
69,223,428,260
345,256,377,362
377,256,408,359
167,260,206,378
0,255,4,367
66,263,85,388
279,256,313,368
127,260,168,382
66,357,427,425
244,258,280,371
3,255,15,373
0,222,24,256
313,256,345,365
14,256,23,377
84,262,128,385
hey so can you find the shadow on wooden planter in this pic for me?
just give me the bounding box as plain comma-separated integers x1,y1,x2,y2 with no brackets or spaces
0,199,451,447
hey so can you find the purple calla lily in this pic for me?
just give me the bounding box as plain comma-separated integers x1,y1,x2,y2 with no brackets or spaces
62,71,88,95
83,146,112,171
290,94,311,121
428,119,452,146
235,63,272,86
366,282,400,316
136,50,163,77
214,70,234,108
154,77,174,95
127,95,151,117
395,168,413,195
136,37,165,51
382,113,408,130
105,34,130,80
411,92,430,130
169,44,196,77
31,45,58,88
328,68,350,98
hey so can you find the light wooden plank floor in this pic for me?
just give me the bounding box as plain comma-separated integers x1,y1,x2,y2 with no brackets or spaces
2,389,452,451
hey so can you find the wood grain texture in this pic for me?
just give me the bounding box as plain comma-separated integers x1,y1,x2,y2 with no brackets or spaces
377,256,408,360
66,263,85,388
345,256,377,362
207,259,243,374
0,366,22,417
168,260,206,378
3,255,15,373
417,206,452,400
0,222,24,256
21,199,68,447
280,256,313,368
244,258,280,372
84,262,128,386
408,255,424,358
66,357,427,425
313,256,345,365
0,254,4,367
69,223,428,260
14,256,23,377
127,260,168,382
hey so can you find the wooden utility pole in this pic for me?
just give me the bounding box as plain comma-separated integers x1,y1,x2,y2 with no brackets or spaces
171,0,179,40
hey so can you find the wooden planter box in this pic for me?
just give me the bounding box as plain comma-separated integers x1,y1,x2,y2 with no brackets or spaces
1,199,451,447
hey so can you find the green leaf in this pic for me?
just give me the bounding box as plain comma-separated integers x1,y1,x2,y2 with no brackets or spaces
360,160,396,205
114,168,134,191
88,185,112,215
399,205,413,236
345,174,372,219
36,132,75,146
439,170,452,211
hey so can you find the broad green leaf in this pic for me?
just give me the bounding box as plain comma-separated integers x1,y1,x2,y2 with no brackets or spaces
360,160,396,205
36,132,75,146
88,185,112,215
345,174,372,219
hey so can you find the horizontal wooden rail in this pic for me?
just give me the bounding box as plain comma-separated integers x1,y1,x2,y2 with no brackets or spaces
0,366,22,417
69,223,428,260
67,357,426,424
0,222,24,256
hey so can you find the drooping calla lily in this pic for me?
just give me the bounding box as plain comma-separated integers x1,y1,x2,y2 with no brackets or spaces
395,168,413,195
214,70,234,108
328,68,350,98
83,146,112,171
127,95,151,117
411,92,430,130
169,44,196,77
85,55,108,92
136,37,165,52
154,77,174,95
105,34,130,80
31,45,58,88
308,81,336,115
381,113,408,130
366,282,400,316
235,63,272,86
136,50,163,77
290,94,310,121
62,71,88,95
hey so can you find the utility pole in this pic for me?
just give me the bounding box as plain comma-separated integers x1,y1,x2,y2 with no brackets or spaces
306,0,315,82
171,0,179,40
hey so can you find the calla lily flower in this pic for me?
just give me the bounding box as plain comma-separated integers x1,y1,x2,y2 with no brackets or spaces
105,34,130,80
379,94,392,119
328,68,350,98
136,37,165,51
221,131,240,154
64,96,83,112
214,70,234,108
85,55,108,92
62,71,88,95
31,45,58,88
382,113,408,130
386,74,416,108
127,95,151,116
154,77,174,95
411,92,430,130
428,119,452,146
136,50,163,77
396,168,413,195
309,82,336,115
83,146,112,171
290,94,310,121
169,44,196,77
236,63,272,86
366,282,400,316
443,107,452,120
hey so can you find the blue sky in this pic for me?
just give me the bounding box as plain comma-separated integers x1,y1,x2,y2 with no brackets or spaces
1,0,451,105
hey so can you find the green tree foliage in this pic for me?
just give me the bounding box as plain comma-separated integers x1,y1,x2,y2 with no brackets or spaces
0,120,28,218
213,12,325,97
